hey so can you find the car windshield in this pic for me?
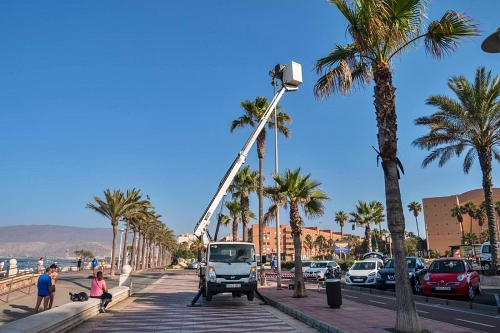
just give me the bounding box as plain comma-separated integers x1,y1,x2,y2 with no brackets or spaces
302,262,312,267
407,259,416,268
384,259,395,268
428,260,464,273
310,262,328,268
208,244,256,263
352,262,376,270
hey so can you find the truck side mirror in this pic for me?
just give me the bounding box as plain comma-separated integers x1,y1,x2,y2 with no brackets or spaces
261,255,267,264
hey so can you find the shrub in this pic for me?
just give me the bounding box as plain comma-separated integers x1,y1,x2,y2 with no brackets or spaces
337,259,356,271
281,261,294,269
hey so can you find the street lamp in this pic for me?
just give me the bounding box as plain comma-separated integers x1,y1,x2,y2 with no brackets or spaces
118,228,126,273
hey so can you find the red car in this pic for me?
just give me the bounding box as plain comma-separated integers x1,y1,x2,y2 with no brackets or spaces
421,257,481,300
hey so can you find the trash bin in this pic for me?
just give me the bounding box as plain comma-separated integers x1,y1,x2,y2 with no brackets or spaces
326,278,342,308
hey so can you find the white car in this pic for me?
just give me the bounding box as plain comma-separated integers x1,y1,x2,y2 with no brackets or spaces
345,258,384,286
304,261,340,280
291,261,313,274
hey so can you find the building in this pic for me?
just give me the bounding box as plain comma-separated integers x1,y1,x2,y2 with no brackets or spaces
176,233,196,245
423,188,500,254
248,224,347,260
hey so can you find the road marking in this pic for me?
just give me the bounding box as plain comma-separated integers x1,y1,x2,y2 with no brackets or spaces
416,310,429,314
455,318,495,328
369,300,386,305
343,295,358,299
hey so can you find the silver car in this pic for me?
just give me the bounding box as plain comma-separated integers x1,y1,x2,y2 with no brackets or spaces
187,261,199,269
291,261,313,274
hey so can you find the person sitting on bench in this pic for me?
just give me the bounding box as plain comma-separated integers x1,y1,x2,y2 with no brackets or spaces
90,271,112,313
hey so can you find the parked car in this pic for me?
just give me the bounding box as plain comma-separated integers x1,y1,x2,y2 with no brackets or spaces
345,258,384,286
187,260,200,269
291,261,313,274
421,257,481,300
363,252,389,263
376,257,427,293
304,261,340,280
480,241,500,271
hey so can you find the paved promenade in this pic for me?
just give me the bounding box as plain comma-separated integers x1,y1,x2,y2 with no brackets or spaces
66,271,489,333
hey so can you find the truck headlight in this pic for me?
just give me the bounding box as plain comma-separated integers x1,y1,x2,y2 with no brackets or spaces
249,266,257,282
208,266,217,283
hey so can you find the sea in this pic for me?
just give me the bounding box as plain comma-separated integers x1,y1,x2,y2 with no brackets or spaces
0,257,79,271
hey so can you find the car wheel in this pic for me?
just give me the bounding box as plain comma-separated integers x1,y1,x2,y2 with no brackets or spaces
467,283,475,300
247,291,254,301
413,279,421,294
475,281,482,295
206,291,213,302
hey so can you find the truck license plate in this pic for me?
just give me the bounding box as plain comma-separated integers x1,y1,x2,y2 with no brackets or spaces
226,284,241,288
435,286,451,291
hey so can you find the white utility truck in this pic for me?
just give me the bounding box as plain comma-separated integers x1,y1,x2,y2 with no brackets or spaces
480,241,500,271
189,62,302,305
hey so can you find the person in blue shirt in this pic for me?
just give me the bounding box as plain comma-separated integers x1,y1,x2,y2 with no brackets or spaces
272,258,278,273
34,268,52,314
92,258,98,276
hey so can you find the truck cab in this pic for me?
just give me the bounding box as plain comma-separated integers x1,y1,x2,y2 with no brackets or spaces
480,241,500,271
200,242,258,301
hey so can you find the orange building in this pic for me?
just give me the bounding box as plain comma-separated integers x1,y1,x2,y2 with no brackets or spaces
423,188,500,254
248,224,346,260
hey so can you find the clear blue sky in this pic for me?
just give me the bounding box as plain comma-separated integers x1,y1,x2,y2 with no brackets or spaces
1,1,499,239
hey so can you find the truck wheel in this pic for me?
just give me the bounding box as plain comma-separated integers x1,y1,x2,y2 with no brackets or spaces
247,291,254,301
206,291,213,301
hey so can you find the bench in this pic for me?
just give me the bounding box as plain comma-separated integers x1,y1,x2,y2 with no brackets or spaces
0,286,130,333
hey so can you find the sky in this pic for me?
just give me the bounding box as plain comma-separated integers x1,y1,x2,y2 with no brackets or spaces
1,1,499,240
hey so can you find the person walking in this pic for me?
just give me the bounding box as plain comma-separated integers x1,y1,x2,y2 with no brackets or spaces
91,258,98,276
48,264,59,309
272,258,278,273
77,258,82,271
0,260,6,271
101,259,106,273
34,268,52,314
37,257,44,274
90,271,112,313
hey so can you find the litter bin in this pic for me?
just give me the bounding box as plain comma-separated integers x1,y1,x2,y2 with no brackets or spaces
326,278,342,308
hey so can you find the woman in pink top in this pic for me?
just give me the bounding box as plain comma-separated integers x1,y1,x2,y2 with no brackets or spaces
90,271,112,312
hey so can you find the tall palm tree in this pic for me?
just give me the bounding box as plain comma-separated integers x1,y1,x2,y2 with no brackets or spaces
86,189,139,276
315,235,327,259
407,202,422,254
304,234,314,257
334,211,348,240
314,1,477,330
265,167,329,298
451,204,466,239
228,165,259,242
463,201,478,234
462,232,478,246
412,67,500,273
231,96,291,286
349,200,385,252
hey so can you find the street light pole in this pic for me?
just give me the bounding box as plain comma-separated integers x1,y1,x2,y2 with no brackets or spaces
272,75,282,290
118,228,125,273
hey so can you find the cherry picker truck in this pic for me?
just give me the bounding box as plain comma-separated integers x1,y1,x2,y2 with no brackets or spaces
188,61,302,306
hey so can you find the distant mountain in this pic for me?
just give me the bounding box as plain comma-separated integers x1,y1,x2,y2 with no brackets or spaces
0,225,116,258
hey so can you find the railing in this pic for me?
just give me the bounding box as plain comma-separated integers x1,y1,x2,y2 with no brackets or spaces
0,272,36,303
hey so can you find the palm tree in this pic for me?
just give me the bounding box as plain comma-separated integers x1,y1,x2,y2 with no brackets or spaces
315,235,327,259
231,97,291,286
304,234,314,257
407,202,422,254
412,67,500,274
86,189,139,276
463,201,478,234
334,211,348,240
314,1,477,330
264,167,329,298
344,234,360,258
225,198,242,241
462,232,478,246
228,165,259,242
451,204,466,239
480,229,490,243
349,200,385,252
476,204,487,231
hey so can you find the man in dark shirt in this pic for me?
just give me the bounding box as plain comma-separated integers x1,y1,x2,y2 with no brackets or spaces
34,268,52,314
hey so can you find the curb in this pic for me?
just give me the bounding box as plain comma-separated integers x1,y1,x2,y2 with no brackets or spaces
263,294,348,333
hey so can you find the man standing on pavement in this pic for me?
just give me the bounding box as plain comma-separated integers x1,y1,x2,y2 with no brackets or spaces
34,267,52,314
77,258,82,271
48,264,59,309
37,257,44,273
92,258,98,276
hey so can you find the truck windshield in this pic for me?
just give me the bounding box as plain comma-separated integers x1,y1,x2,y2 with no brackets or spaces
209,244,256,263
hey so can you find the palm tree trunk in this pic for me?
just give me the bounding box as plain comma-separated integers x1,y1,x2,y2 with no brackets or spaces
290,201,307,298
478,149,500,273
121,220,129,271
110,222,118,276
232,216,238,241
374,63,422,331
141,237,147,270
340,226,343,241
137,231,143,270
365,225,372,252
131,230,138,270
241,192,249,242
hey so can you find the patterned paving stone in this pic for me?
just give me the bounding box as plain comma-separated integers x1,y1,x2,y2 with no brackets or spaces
80,274,316,333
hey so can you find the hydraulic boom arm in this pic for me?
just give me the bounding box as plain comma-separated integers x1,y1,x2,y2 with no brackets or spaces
194,62,302,245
